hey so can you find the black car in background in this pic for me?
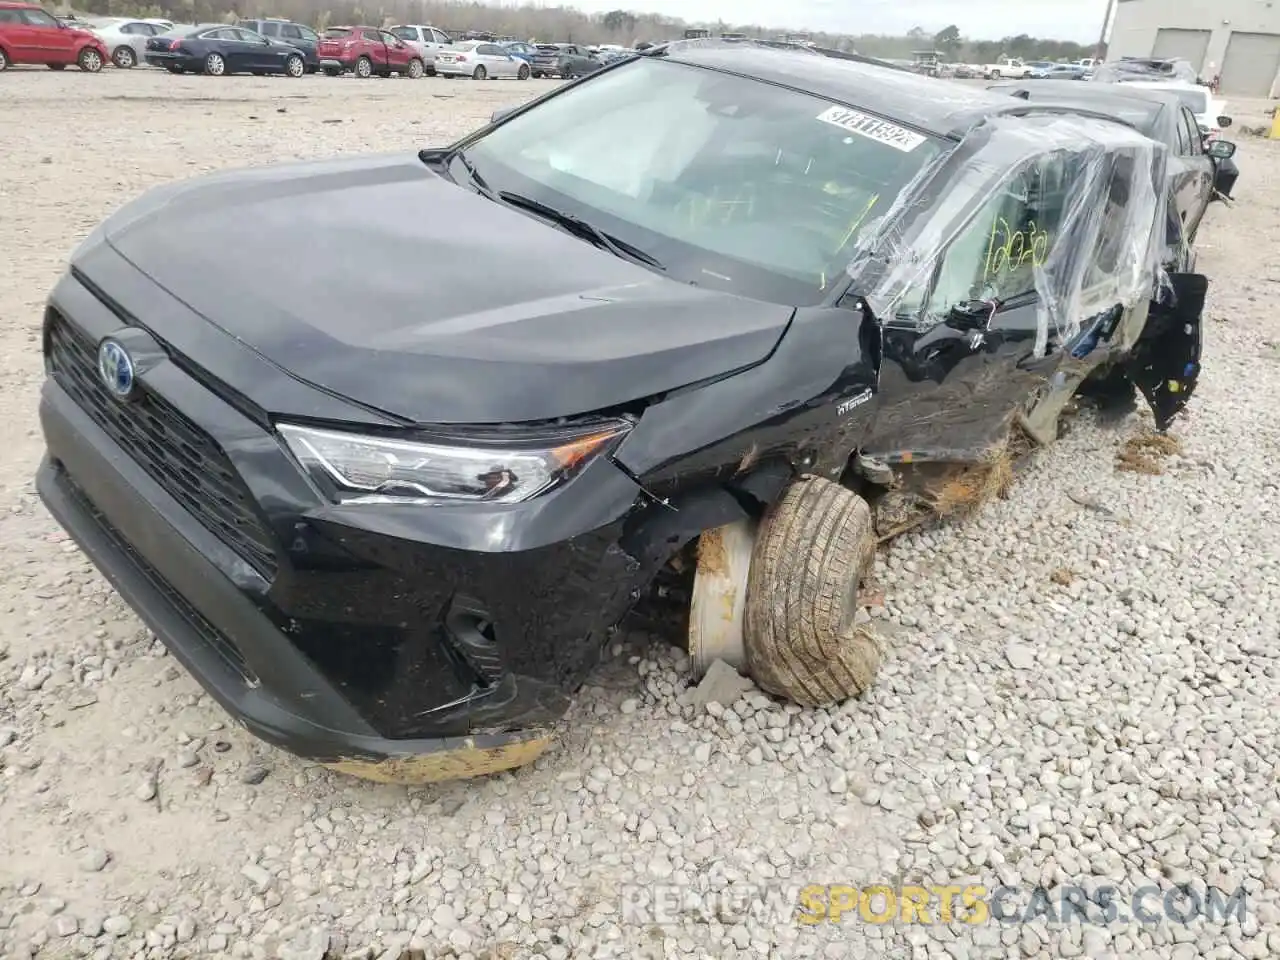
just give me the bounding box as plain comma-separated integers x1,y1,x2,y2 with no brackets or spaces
987,79,1238,254
238,18,320,72
145,23,307,77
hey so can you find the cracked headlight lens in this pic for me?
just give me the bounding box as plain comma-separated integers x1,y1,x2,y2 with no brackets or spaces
277,420,631,505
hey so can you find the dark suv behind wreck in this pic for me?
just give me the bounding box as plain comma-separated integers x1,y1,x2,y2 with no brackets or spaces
36,41,1210,783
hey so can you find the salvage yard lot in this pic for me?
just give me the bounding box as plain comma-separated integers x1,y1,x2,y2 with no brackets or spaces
2,69,1280,959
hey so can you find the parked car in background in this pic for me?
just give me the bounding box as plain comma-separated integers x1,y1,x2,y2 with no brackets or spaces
435,39,530,79
144,24,308,77
0,2,109,72
502,40,537,66
238,18,320,73
1040,62,1087,81
591,46,630,66
530,42,598,78
388,23,452,74
952,63,977,79
316,26,424,78
1024,60,1056,79
82,15,169,68
1118,80,1232,139
1092,57,1198,85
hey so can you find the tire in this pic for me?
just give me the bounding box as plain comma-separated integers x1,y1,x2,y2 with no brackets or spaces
355,55,372,78
406,58,424,78
742,476,882,708
77,47,103,72
112,45,135,68
517,62,530,80
323,66,340,76
472,64,486,80
0,47,8,72
989,70,1001,79
284,53,304,78
204,52,226,76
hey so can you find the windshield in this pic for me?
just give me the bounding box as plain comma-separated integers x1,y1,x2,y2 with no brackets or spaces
461,57,947,305
390,27,416,41
323,28,351,38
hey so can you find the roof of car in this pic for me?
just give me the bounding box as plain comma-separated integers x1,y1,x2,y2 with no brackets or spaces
657,42,1066,139
985,79,1187,139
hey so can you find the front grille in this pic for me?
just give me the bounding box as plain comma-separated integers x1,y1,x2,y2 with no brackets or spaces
47,311,279,579
60,472,255,683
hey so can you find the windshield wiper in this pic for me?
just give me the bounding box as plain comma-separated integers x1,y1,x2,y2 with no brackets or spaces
496,191,665,271
447,149,499,202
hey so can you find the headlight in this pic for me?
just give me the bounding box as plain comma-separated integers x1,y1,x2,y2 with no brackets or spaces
277,420,631,505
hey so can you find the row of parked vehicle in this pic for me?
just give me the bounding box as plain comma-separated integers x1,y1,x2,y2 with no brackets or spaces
0,4,632,79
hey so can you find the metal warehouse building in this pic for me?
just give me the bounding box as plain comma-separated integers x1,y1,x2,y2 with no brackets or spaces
1109,0,1280,96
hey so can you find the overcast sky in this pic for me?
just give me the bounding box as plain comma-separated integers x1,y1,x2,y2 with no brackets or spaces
533,0,1113,43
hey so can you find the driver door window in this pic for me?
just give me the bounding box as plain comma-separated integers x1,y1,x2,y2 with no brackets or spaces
906,156,1068,324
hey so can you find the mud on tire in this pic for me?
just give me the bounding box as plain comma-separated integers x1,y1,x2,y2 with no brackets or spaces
743,475,881,707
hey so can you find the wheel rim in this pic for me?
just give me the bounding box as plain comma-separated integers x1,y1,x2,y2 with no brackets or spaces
519,64,529,79
82,50,101,71
474,66,485,79
114,47,134,67
357,58,370,77
409,60,422,77
287,56,303,76
208,54,224,74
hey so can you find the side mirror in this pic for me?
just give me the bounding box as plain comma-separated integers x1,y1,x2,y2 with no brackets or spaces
1207,139,1236,160
1217,115,1233,128
490,105,517,124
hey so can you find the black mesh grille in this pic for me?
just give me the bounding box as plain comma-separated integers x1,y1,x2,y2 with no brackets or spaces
47,311,278,579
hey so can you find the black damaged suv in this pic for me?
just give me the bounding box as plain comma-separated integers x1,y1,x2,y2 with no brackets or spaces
36,41,1209,782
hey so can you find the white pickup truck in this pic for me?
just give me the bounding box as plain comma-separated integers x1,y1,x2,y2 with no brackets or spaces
982,57,1030,79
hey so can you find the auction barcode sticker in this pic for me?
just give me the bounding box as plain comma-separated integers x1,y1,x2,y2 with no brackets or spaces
815,105,928,153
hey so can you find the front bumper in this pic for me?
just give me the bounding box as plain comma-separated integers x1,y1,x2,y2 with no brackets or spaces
35,272,657,778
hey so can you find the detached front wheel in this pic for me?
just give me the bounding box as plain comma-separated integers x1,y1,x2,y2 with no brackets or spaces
742,476,881,707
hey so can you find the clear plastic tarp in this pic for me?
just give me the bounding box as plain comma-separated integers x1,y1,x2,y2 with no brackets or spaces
846,112,1168,360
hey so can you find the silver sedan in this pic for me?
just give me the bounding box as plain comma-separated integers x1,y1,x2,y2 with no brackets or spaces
85,17,173,69
434,40,531,80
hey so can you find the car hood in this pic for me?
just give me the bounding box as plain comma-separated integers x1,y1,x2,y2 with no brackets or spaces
93,152,793,424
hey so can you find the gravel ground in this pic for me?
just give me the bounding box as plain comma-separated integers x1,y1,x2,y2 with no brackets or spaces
2,68,1280,960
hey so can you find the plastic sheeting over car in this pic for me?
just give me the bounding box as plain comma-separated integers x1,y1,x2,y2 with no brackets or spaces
846,112,1168,362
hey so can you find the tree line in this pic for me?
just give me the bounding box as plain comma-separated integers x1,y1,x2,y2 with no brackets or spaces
59,0,1096,61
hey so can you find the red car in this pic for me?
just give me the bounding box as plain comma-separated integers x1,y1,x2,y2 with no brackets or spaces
316,25,424,78
0,2,108,72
